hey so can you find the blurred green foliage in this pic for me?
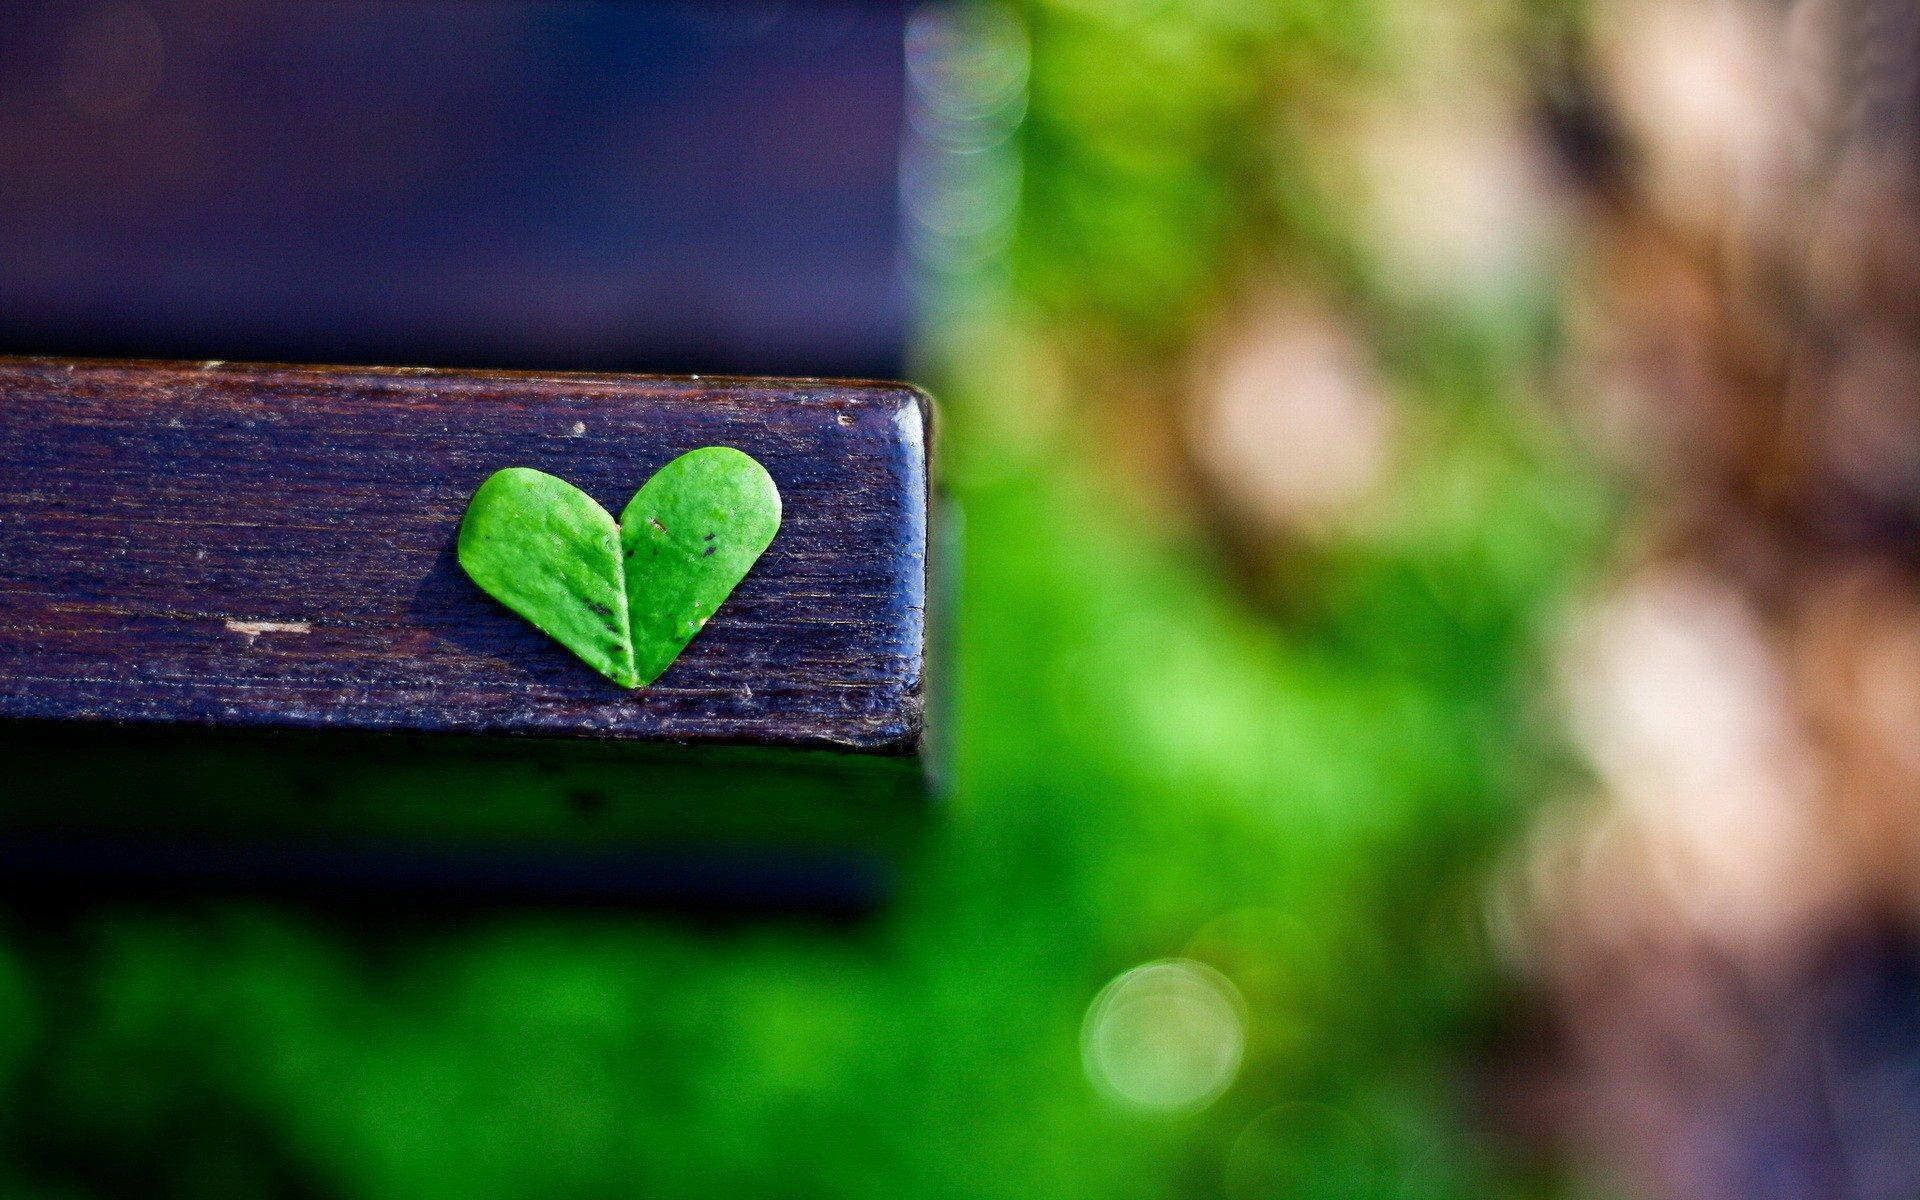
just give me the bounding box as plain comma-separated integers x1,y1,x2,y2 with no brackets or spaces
0,1,1609,1195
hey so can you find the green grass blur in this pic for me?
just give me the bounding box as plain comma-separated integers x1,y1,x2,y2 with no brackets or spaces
0,2,1613,1195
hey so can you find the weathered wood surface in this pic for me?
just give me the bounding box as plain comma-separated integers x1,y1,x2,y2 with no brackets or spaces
0,358,930,757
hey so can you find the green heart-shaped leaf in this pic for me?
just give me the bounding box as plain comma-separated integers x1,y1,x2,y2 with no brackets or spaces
455,449,780,689
457,467,638,686
620,446,781,686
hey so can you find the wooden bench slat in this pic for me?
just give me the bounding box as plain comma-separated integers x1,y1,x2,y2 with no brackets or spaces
0,358,931,754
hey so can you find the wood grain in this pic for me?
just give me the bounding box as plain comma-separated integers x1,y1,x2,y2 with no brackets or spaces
0,357,931,757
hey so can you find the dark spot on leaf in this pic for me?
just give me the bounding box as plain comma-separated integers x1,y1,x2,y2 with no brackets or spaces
704,532,716,542
703,546,716,556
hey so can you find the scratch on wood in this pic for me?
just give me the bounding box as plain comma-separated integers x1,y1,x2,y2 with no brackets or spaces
224,619,312,638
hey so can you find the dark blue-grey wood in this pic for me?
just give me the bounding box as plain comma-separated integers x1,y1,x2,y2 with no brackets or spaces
0,357,929,749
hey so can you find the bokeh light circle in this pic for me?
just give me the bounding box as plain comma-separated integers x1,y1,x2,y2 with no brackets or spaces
1080,959,1246,1115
